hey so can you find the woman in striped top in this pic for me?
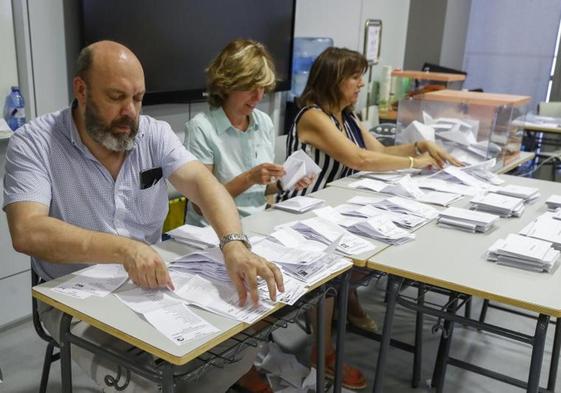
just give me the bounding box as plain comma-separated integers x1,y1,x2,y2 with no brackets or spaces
281,47,460,201
280,48,460,384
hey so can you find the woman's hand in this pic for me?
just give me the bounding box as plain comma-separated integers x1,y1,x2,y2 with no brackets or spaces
293,175,315,191
248,163,285,185
417,140,463,168
412,153,438,170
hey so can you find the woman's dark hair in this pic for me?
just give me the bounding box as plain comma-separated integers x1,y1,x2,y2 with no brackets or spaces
298,47,368,112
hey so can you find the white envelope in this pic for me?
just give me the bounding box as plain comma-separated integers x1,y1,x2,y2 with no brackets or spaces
281,150,322,190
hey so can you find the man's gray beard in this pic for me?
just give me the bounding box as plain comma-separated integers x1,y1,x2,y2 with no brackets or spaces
84,102,138,152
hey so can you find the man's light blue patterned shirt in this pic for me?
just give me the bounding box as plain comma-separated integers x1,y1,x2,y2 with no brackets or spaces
3,106,195,280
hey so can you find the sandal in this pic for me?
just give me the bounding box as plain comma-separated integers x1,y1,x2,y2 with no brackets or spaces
311,350,367,390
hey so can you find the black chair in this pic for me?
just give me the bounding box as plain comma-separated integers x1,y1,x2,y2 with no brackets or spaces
421,62,466,76
31,269,61,393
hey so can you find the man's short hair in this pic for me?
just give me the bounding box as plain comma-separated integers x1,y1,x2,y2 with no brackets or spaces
75,46,93,82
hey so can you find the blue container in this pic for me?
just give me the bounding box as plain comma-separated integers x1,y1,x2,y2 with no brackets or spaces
3,86,26,131
290,37,333,99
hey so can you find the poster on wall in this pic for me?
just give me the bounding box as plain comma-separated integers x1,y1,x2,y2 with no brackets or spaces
364,19,382,65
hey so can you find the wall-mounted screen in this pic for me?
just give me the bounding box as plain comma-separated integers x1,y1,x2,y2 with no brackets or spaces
79,0,295,105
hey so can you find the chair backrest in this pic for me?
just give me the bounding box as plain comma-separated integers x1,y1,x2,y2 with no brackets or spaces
31,269,59,346
274,134,288,164
538,102,561,117
370,123,397,146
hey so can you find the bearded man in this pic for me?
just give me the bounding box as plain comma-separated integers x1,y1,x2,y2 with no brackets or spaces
3,40,283,393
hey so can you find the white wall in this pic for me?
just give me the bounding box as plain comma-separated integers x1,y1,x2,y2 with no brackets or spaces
294,0,410,109
0,0,32,329
440,0,471,70
0,0,17,96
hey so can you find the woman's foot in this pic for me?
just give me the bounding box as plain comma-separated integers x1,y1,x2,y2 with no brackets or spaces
347,287,377,333
347,311,378,333
232,366,273,393
311,349,367,390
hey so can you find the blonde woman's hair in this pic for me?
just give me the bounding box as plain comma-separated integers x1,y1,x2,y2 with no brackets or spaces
206,39,277,108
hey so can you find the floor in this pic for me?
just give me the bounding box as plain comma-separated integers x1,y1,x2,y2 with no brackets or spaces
2,140,561,393
1,279,560,393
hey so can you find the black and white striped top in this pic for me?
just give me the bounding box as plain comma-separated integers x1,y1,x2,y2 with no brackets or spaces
280,105,366,201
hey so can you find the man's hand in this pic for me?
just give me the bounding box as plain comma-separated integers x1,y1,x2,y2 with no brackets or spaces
417,140,463,168
248,163,285,185
222,241,284,306
122,241,174,290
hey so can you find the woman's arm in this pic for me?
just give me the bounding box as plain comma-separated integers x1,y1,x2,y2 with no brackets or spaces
297,109,436,171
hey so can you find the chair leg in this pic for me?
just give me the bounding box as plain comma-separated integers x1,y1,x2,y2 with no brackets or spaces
39,342,56,393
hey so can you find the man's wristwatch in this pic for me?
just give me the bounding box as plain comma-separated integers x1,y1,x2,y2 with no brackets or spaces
219,233,252,251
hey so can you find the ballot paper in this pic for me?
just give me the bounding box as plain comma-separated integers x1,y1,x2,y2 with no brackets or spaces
313,206,364,228
167,224,219,249
416,190,463,207
494,184,540,202
356,171,406,182
51,264,129,299
269,227,329,252
414,177,479,196
487,234,560,272
442,166,492,189
470,193,525,217
170,247,230,282
281,217,376,255
437,206,499,233
374,196,439,220
273,196,324,213
349,175,425,199
519,212,561,249
395,120,436,144
346,195,386,206
116,286,219,344
336,203,426,229
281,150,322,190
349,215,415,245
174,273,274,324
546,195,561,210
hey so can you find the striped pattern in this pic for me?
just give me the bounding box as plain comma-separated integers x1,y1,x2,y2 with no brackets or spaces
280,105,365,200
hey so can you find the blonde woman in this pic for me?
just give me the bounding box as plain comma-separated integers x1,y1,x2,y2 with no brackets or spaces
185,39,311,227
184,39,311,393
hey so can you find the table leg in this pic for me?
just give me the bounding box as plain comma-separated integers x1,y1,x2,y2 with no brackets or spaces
316,288,326,392
372,275,403,393
60,313,73,393
412,283,425,388
161,363,174,393
333,271,351,393
528,314,550,393
547,318,561,391
433,299,458,393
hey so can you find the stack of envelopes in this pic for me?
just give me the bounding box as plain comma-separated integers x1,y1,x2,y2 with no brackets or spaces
487,233,560,272
470,192,525,217
437,206,499,233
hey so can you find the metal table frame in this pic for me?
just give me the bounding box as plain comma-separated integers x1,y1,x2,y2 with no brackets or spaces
56,270,351,393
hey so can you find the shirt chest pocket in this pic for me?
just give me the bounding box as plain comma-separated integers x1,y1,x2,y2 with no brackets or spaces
133,181,168,227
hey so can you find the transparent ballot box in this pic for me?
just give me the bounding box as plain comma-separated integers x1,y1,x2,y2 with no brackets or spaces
394,90,530,168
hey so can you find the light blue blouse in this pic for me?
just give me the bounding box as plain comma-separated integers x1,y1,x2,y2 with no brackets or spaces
184,106,275,226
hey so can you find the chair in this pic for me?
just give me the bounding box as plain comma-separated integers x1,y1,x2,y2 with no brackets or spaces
370,123,397,146
31,269,61,393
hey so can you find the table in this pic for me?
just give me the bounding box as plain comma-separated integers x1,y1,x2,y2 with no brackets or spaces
32,237,352,393
367,175,561,392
